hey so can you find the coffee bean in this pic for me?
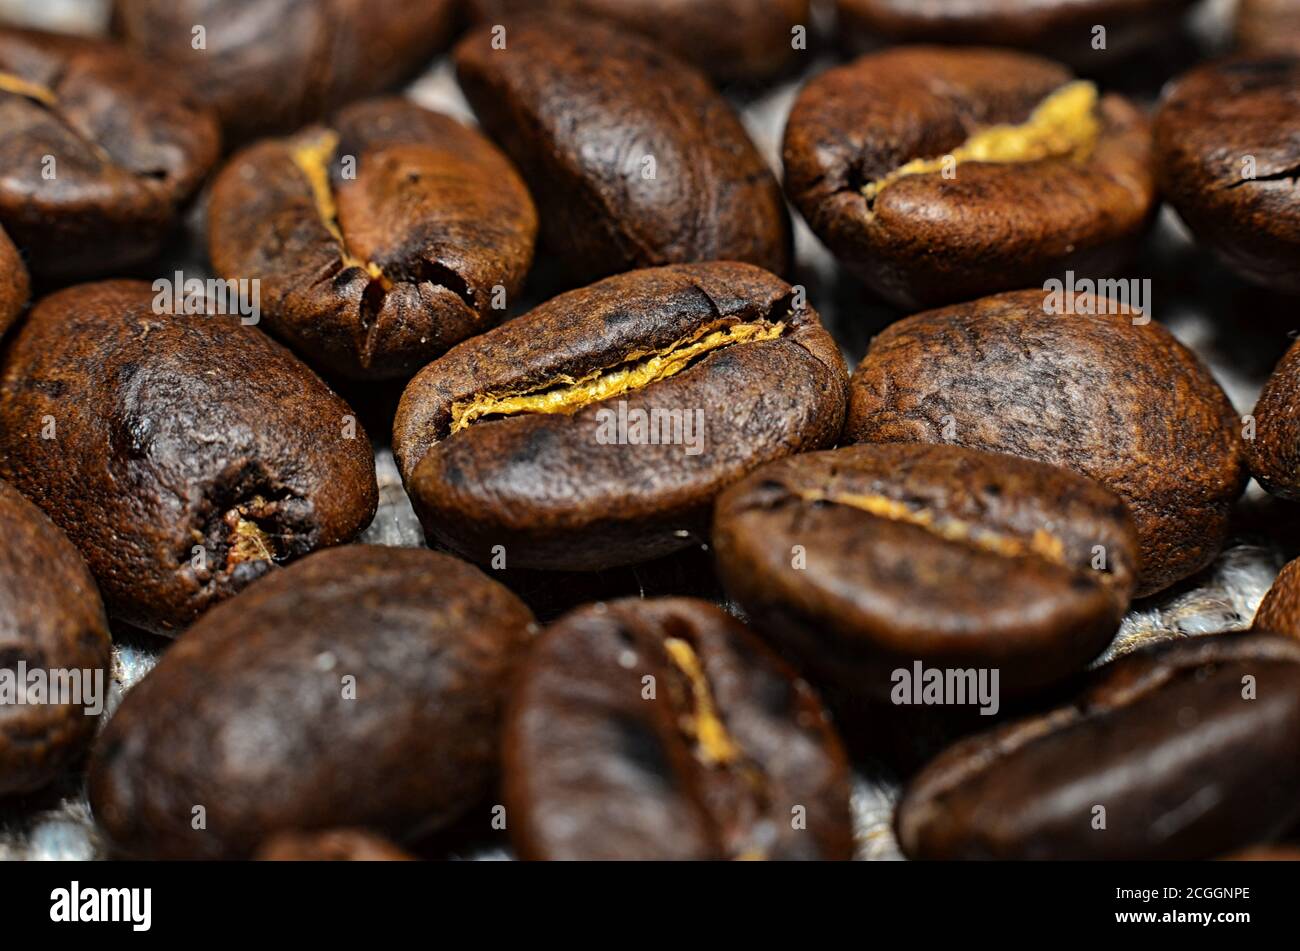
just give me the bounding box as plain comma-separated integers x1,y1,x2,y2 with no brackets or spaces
896,632,1300,860
844,288,1245,596
392,262,847,571
836,0,1198,65
464,0,811,82
1253,556,1300,638
208,98,538,381
111,0,456,146
0,28,220,281
782,47,1155,310
1237,0,1300,57
0,281,378,635
1154,57,1300,293
503,597,853,860
0,224,27,338
255,828,415,862
713,443,1138,701
1247,338,1300,501
88,546,535,860
0,477,112,797
454,15,791,285
1223,844,1300,860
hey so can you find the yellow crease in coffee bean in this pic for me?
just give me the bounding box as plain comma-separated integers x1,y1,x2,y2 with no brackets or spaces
798,488,1068,566
0,72,58,107
861,80,1101,204
449,319,785,434
226,498,275,567
291,131,389,286
663,637,741,766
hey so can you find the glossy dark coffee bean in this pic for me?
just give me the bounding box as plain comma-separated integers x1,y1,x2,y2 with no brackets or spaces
0,477,112,797
89,546,536,860
504,597,854,860
713,443,1138,701
1248,338,1300,501
0,28,220,281
0,225,26,338
896,633,1300,860
454,15,791,285
836,0,1198,66
1253,556,1300,638
111,0,456,146
393,262,847,571
0,281,378,635
255,828,415,862
1237,0,1300,58
844,289,1246,596
464,0,811,82
208,98,538,380
782,47,1155,310
1154,58,1300,293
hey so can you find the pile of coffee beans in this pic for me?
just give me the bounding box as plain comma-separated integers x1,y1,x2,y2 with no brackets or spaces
1,0,1299,863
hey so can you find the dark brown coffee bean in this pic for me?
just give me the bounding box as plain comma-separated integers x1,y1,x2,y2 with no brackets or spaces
713,443,1138,701
0,281,378,636
1154,58,1300,293
1249,339,1300,500
465,0,811,82
454,15,791,285
1253,556,1300,638
896,633,1300,860
782,47,1155,310
0,224,26,338
111,0,456,146
844,289,1246,596
0,28,220,281
504,597,853,860
1237,0,1300,58
0,477,112,797
255,829,415,862
208,98,538,380
393,262,847,571
1223,844,1300,860
836,0,1198,65
89,546,535,860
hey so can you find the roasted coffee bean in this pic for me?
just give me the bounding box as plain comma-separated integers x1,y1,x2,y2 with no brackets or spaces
89,546,535,860
713,443,1138,701
208,98,538,380
844,289,1246,596
0,28,220,281
503,597,853,860
393,262,847,571
836,0,1198,65
111,0,456,146
1253,556,1300,638
464,0,811,82
454,15,791,285
782,47,1155,310
1154,58,1300,293
1248,338,1300,500
1237,0,1300,57
255,829,415,862
1223,844,1300,860
896,633,1300,860
0,281,378,635
0,224,27,338
0,477,112,797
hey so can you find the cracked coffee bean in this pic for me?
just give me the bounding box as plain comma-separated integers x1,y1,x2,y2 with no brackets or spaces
111,0,456,146
0,477,112,797
844,289,1246,596
1154,57,1300,293
1237,0,1300,57
713,443,1138,701
836,0,1198,66
896,633,1300,860
782,47,1155,310
0,224,27,338
89,546,536,860
454,14,791,286
255,828,415,861
392,262,847,571
0,28,220,282
464,0,812,82
208,98,538,380
503,597,853,860
1247,337,1300,500
1253,555,1300,638
0,281,378,636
